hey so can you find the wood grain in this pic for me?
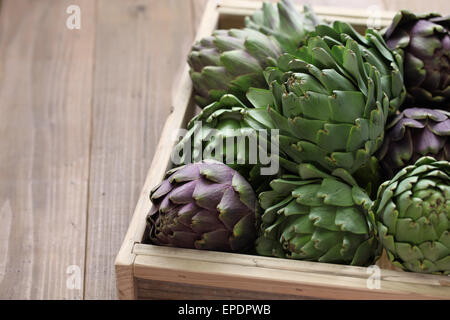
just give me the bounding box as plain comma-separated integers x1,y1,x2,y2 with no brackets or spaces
137,279,310,300
133,248,450,299
0,0,96,299
85,0,207,300
131,245,413,282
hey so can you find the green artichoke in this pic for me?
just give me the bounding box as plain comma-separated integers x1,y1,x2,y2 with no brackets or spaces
384,11,450,108
245,0,320,54
173,93,272,168
188,28,281,108
258,21,406,174
379,108,450,178
373,157,450,274
172,90,299,191
147,160,258,252
256,163,379,266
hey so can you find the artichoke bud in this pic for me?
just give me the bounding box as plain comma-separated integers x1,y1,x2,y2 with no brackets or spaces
147,160,258,252
378,108,450,179
188,27,285,108
384,10,450,108
256,163,380,266
245,0,321,54
188,0,321,108
372,156,450,274
257,21,407,177
173,94,285,190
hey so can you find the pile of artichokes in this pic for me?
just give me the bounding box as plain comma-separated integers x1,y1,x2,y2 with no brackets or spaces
147,0,449,275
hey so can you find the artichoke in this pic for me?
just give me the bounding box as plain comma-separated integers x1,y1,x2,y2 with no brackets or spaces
188,0,321,109
174,93,272,167
373,156,450,274
258,21,406,174
188,28,281,108
256,163,379,266
384,11,450,107
172,91,289,190
379,108,450,178
245,0,320,54
147,160,258,252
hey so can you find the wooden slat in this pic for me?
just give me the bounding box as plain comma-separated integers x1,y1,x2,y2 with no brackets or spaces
228,0,450,13
87,0,209,300
136,278,309,300
133,245,450,288
0,0,96,299
134,253,450,300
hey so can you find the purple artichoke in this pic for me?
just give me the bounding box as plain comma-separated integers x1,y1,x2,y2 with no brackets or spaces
147,160,258,252
378,108,450,177
384,11,450,108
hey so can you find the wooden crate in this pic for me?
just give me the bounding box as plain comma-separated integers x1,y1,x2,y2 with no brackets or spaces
115,0,450,300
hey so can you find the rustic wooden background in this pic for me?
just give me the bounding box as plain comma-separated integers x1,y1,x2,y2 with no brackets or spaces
0,0,448,300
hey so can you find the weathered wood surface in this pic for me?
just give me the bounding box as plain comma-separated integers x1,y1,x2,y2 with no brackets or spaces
84,0,206,300
137,279,310,300
132,245,450,300
0,0,207,300
0,0,95,300
1,0,449,300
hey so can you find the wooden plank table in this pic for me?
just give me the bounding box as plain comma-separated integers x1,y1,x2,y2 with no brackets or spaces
0,0,449,300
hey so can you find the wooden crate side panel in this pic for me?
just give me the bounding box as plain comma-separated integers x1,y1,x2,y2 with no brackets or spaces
133,244,450,288
133,254,450,300
136,279,311,300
